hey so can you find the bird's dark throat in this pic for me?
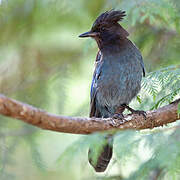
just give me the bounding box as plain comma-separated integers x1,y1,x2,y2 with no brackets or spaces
95,36,127,53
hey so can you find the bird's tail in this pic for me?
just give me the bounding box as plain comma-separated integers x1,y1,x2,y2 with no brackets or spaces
88,135,113,172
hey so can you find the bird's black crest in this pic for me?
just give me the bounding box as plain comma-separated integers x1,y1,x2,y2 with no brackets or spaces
92,10,126,30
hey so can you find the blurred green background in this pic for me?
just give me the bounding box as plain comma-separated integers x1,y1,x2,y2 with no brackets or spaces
0,0,180,180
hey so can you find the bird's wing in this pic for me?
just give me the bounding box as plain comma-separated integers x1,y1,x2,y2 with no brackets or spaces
89,51,102,117
139,55,145,77
131,40,146,77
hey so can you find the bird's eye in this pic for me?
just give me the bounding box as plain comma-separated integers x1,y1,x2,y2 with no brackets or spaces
101,27,105,31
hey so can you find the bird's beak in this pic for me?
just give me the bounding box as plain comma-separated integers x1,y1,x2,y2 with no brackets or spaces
79,31,98,38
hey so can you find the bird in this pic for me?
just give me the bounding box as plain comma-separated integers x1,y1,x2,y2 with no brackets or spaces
79,10,145,172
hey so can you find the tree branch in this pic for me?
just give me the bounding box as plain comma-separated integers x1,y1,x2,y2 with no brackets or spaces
0,94,179,134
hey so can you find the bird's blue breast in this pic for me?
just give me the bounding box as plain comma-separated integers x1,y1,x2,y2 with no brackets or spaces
91,49,143,117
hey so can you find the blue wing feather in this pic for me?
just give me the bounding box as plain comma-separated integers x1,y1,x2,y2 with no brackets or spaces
90,51,102,117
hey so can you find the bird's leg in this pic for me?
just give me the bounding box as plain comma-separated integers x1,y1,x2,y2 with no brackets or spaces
113,106,125,119
112,106,127,126
122,104,146,119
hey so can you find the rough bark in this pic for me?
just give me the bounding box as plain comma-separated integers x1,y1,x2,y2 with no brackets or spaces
0,94,179,134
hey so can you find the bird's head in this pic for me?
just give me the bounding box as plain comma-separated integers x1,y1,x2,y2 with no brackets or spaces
79,10,129,48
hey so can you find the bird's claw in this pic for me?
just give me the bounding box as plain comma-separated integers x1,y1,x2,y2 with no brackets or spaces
111,113,127,127
122,104,146,120
113,113,124,119
130,110,147,119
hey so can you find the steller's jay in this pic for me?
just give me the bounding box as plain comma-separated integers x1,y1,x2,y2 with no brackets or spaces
79,10,145,172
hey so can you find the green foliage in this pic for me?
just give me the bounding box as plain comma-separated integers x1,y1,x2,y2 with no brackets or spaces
125,129,180,180
178,103,180,117
25,136,47,171
141,65,180,109
0,0,179,180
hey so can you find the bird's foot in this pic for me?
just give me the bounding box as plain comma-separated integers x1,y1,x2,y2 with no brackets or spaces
122,104,147,119
130,110,147,119
111,113,127,127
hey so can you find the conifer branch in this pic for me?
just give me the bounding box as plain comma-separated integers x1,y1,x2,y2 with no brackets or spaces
0,94,179,134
